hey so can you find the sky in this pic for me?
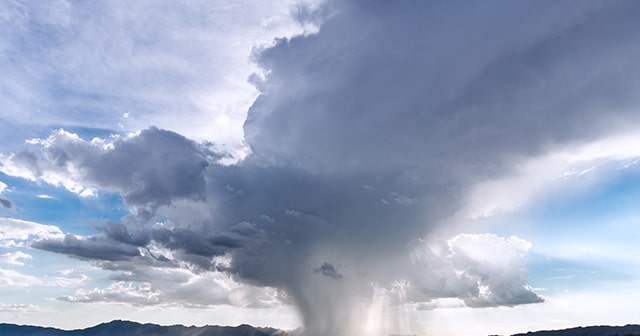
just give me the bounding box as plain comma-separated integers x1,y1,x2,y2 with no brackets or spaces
1,1,640,335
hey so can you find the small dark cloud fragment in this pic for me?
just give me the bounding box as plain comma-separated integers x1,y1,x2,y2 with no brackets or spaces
0,197,14,209
314,262,344,279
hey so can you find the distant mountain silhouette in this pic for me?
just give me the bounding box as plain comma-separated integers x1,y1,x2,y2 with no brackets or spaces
2,321,640,336
0,320,288,336
509,324,640,336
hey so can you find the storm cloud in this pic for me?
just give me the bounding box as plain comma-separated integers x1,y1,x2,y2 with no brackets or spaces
235,0,640,333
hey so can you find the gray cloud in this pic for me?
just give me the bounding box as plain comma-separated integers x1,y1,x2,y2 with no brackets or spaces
84,128,210,210
30,220,265,273
407,234,543,308
32,234,141,261
1,127,210,215
246,0,640,178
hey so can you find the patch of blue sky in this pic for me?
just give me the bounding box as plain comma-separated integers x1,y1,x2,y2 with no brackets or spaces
0,244,111,312
450,163,640,298
475,161,640,240
526,251,635,293
484,164,640,294
522,172,640,262
0,172,128,236
0,122,59,151
43,86,138,127
532,168,640,227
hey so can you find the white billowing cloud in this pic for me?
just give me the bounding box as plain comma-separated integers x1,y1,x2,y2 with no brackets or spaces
0,251,32,266
58,267,286,309
445,234,539,308
0,130,91,194
406,234,541,309
0,217,62,243
58,281,162,306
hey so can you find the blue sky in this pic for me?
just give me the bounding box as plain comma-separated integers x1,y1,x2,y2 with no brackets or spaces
2,1,640,336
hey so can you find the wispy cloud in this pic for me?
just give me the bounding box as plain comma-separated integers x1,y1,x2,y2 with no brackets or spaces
0,303,49,313
0,0,308,155
0,217,63,243
35,194,54,199
0,251,32,266
0,268,41,286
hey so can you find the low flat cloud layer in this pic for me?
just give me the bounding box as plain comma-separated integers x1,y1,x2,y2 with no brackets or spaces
2,1,640,335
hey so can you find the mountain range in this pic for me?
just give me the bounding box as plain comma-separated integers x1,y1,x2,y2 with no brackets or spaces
509,324,640,336
0,320,289,336
1,321,640,336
